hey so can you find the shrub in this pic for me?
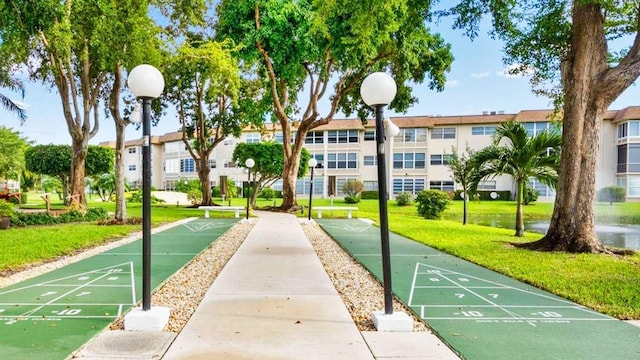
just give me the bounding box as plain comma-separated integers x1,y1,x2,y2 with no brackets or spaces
259,188,274,200
523,186,539,205
342,180,364,198
273,190,283,198
597,186,625,203
174,179,201,193
344,195,361,204
361,191,378,199
415,190,450,219
11,207,109,227
453,190,511,201
187,189,202,205
395,192,414,206
0,200,15,217
127,190,166,204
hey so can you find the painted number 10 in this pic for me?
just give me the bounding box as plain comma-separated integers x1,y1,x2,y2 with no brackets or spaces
460,311,484,317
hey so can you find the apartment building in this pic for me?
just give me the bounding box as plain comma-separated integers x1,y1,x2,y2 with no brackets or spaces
101,106,640,201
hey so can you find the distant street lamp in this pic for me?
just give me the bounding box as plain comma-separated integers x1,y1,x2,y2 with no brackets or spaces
245,158,255,220
127,64,164,312
360,72,397,316
308,158,318,221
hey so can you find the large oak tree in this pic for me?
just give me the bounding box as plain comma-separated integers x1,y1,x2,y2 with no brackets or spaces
0,0,160,212
164,38,265,205
441,1,640,252
216,0,453,211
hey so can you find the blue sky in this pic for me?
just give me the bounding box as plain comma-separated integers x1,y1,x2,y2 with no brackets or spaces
2,19,640,146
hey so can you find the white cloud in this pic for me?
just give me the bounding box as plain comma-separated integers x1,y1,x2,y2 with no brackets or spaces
447,79,460,87
497,64,535,78
471,71,490,78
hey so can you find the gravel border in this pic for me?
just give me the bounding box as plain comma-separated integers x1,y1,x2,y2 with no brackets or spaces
302,220,430,332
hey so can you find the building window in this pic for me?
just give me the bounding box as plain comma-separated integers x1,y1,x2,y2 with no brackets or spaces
618,121,640,139
305,131,324,144
364,130,375,141
327,130,359,144
336,177,358,196
394,128,427,143
431,127,456,139
523,122,550,137
165,159,179,173
618,143,640,173
363,155,377,166
477,181,496,190
430,154,451,166
363,180,378,191
128,147,137,154
327,152,357,169
180,158,195,173
165,142,180,153
310,154,324,169
223,136,234,145
429,180,454,191
128,165,136,171
274,132,295,144
471,126,497,136
208,159,216,169
392,178,425,194
528,178,556,197
245,133,260,143
618,123,628,139
393,153,426,169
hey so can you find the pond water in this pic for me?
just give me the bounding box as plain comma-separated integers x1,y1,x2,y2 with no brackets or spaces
443,214,640,250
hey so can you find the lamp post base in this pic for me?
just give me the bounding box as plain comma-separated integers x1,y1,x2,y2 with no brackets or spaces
240,218,253,224
124,306,171,331
371,310,413,332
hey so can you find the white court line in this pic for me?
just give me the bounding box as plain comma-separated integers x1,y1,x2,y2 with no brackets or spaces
128,262,136,305
413,286,509,289
0,314,119,319
438,272,525,320
0,302,136,306
415,305,582,308
420,316,617,321
19,269,121,317
415,263,577,306
98,253,199,256
408,261,421,305
0,262,133,296
353,254,451,257
33,284,131,288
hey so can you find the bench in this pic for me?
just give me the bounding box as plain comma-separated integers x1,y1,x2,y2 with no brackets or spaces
314,206,358,219
198,206,245,219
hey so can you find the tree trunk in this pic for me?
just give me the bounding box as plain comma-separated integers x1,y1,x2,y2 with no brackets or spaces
114,121,127,221
523,3,607,252
197,154,212,206
70,138,88,211
462,195,468,225
280,150,301,211
515,180,524,237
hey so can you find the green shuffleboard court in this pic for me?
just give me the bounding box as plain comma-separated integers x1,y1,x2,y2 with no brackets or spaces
317,219,640,360
0,218,237,360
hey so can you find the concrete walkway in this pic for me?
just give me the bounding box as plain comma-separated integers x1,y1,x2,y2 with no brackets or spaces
162,211,458,360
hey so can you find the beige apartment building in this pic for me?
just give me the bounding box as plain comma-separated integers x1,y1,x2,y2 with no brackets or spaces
102,106,640,201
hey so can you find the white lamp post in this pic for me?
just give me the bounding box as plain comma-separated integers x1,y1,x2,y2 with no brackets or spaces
361,72,412,331
127,65,164,314
308,158,318,221
245,158,255,220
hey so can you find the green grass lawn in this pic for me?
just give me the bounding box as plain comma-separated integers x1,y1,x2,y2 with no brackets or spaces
2,193,639,319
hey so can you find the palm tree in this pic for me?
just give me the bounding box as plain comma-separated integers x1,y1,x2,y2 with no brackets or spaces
470,121,561,236
0,76,27,124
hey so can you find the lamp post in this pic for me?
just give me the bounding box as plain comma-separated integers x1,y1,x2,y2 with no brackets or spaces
127,64,164,312
245,158,255,220
308,158,318,221
360,72,397,315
